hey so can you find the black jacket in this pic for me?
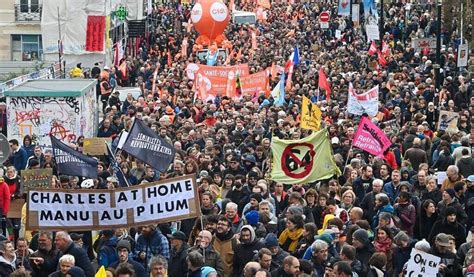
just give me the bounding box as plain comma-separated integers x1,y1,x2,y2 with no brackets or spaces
109,260,145,277
0,257,15,277
58,243,94,277
30,248,59,277
233,229,264,277
168,244,189,277
428,219,466,249
429,246,461,277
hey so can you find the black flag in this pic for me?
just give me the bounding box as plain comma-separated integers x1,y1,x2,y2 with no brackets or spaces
122,119,176,172
51,136,98,178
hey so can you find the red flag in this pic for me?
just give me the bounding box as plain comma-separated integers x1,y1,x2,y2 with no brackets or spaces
368,41,377,56
382,41,390,57
377,50,387,67
319,68,331,100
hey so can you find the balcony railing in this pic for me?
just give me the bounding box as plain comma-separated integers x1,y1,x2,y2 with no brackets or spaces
14,4,42,22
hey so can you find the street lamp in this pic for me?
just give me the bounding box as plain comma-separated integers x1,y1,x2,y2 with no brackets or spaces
435,0,442,90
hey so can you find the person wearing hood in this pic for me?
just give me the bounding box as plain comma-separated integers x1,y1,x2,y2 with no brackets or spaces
428,233,461,277
428,206,466,249
392,231,417,277
351,229,375,270
437,188,468,225
188,230,224,277
233,225,264,277
371,193,394,230
0,240,17,276
456,148,474,178
213,217,238,277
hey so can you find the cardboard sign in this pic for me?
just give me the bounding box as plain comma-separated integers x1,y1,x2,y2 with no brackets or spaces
7,199,25,219
437,111,459,134
83,138,111,156
406,249,440,276
20,168,53,193
27,175,200,231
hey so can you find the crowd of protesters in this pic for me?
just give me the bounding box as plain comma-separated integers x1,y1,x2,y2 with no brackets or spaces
0,0,473,276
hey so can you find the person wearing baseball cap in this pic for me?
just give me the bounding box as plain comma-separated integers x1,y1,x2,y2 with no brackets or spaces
167,231,189,277
428,233,461,275
109,240,145,276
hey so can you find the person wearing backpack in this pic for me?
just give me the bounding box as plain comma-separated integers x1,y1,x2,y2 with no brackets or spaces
393,192,417,237
97,230,119,268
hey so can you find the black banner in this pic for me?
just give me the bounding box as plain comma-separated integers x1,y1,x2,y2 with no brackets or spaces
122,120,175,173
51,136,98,178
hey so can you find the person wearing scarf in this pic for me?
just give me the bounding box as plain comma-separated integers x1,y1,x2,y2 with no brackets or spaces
278,215,305,253
373,225,395,275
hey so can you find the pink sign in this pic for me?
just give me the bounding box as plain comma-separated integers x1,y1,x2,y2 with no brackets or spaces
353,117,391,157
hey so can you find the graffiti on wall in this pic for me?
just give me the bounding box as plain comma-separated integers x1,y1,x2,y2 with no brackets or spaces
7,96,84,146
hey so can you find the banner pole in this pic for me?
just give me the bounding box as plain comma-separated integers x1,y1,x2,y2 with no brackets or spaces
344,145,353,166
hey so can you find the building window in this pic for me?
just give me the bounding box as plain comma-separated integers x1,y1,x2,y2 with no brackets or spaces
11,35,43,61
20,0,39,13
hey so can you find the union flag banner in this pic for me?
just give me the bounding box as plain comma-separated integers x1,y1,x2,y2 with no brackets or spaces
240,70,269,97
86,16,105,52
271,129,340,184
300,96,321,131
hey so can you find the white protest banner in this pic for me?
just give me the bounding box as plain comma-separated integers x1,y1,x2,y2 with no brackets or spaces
457,43,468,67
365,24,379,42
27,175,200,231
406,249,440,276
412,38,436,52
352,4,360,27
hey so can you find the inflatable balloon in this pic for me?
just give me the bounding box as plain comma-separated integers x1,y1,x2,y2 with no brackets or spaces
191,0,230,46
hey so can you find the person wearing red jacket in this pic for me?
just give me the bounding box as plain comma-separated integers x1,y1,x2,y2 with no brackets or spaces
0,177,11,216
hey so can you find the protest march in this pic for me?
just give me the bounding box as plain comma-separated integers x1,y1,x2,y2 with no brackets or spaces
0,0,473,277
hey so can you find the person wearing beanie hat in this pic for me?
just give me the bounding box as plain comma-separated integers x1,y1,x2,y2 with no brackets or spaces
437,187,468,225
65,266,85,277
262,233,288,270
414,239,430,253
109,240,145,276
233,225,265,276
392,230,417,277
201,266,217,277
245,210,260,226
428,205,466,249
351,229,375,269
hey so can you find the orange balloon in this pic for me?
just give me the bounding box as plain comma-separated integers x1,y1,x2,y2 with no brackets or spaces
191,0,230,41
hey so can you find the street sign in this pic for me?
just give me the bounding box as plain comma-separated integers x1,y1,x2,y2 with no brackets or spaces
319,11,330,29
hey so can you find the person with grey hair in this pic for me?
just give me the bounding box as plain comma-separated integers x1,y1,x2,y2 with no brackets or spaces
187,251,204,276
48,254,75,277
310,240,329,277
441,165,462,191
54,231,94,277
0,240,18,276
372,193,394,229
360,178,384,227
149,255,168,277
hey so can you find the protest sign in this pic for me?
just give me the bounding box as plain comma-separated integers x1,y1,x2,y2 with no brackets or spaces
20,168,53,193
83,138,111,156
27,175,200,231
457,43,468,67
240,70,269,97
406,249,440,276
7,199,25,219
353,117,391,157
347,83,379,117
300,96,321,131
412,38,436,52
437,111,459,134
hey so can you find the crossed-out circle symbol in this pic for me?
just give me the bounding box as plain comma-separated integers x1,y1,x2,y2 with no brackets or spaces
281,143,316,179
